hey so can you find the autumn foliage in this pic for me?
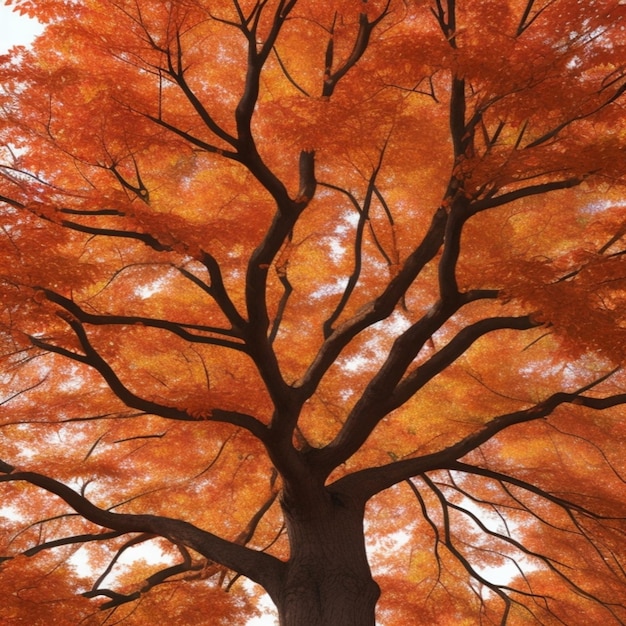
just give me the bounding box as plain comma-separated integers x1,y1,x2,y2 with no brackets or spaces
1,0,626,623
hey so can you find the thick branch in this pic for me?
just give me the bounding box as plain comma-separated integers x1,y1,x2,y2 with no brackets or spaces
22,531,125,557
472,177,582,212
244,217,299,414
296,149,317,204
59,219,172,251
295,207,448,400
431,0,457,46
333,369,623,501
449,76,467,159
322,3,391,97
389,315,537,409
312,315,535,477
235,0,297,148
437,198,469,299
0,468,284,599
197,252,249,330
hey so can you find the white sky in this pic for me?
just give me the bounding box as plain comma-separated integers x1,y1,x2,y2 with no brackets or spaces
0,5,44,53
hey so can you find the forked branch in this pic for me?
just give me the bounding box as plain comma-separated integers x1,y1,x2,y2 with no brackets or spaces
0,466,285,601
333,368,625,500
27,316,267,439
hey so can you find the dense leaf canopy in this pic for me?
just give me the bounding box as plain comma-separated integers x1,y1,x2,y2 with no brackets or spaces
1,0,626,624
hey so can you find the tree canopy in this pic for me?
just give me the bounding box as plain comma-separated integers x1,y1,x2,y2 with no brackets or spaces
1,0,626,624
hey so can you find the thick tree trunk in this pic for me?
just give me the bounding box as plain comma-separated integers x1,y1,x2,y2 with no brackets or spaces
274,491,380,626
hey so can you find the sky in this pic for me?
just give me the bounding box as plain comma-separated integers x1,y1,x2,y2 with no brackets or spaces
0,5,44,54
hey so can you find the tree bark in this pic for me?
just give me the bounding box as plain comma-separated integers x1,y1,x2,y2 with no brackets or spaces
275,491,380,626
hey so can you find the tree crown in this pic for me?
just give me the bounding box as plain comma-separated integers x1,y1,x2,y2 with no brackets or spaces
1,0,626,623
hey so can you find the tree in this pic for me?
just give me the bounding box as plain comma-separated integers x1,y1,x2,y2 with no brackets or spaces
1,0,626,623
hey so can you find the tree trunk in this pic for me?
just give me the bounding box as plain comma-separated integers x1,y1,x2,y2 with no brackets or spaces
275,491,380,626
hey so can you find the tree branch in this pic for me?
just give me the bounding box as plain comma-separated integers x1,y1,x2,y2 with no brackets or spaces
84,543,209,609
389,315,537,409
39,288,246,351
58,218,173,252
162,35,239,149
0,467,285,601
524,80,626,149
313,314,534,478
333,368,624,500
320,145,387,337
420,473,515,622
142,114,240,159
472,177,582,212
295,207,448,401
322,2,391,97
21,531,125,557
28,317,268,440
448,461,626,521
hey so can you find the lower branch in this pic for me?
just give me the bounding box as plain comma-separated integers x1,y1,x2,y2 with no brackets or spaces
0,466,285,599
83,542,206,609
